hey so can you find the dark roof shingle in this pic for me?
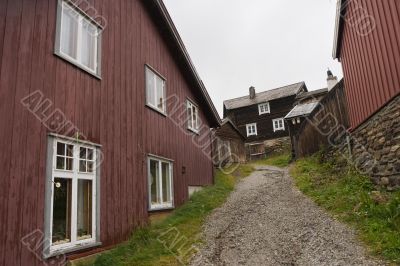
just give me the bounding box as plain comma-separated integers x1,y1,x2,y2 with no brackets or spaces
223,82,305,110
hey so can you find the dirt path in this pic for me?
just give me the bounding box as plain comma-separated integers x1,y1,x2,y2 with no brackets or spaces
191,166,384,266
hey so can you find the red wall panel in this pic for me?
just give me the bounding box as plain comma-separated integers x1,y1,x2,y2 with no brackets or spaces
339,0,400,129
0,0,215,265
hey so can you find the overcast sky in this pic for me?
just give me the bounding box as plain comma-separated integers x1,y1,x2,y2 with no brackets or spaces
163,0,343,116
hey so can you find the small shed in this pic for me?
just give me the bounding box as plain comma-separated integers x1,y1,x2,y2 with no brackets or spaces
213,119,246,166
285,85,329,159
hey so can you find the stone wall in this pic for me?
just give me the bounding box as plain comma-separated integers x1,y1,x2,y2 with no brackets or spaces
350,94,400,189
264,137,291,155
245,137,291,161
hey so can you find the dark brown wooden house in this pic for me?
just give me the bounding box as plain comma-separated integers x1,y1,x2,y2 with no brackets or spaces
212,118,246,166
223,82,307,143
0,0,220,264
333,0,400,187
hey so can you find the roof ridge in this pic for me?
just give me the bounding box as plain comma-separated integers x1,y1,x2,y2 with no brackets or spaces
223,81,305,103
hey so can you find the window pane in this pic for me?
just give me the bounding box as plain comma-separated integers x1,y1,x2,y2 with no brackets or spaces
77,180,93,240
195,108,199,130
146,70,155,106
80,160,87,172
187,103,192,128
150,160,160,205
81,20,97,71
162,163,171,204
87,161,94,173
156,77,164,111
60,4,79,59
80,147,87,159
87,148,94,160
66,145,73,157
56,156,65,170
52,178,72,246
192,106,197,130
66,158,73,171
57,143,65,156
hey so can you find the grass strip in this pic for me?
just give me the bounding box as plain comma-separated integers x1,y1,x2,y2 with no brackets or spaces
291,154,400,263
78,164,254,266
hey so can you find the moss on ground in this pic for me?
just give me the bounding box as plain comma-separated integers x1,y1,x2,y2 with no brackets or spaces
253,153,291,168
291,154,400,263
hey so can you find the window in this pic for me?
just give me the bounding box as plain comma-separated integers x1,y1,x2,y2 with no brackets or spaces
146,66,166,114
258,102,270,115
46,137,99,257
55,1,102,76
187,100,199,132
246,123,257,137
148,156,173,210
273,118,285,132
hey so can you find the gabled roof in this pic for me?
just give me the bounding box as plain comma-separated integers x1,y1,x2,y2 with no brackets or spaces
333,0,346,59
220,118,246,140
285,80,344,120
284,102,320,119
223,82,306,110
296,88,328,100
146,0,221,127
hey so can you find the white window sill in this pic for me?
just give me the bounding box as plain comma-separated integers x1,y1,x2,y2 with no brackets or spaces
54,51,101,80
145,104,167,117
149,205,174,212
187,127,200,135
44,241,102,259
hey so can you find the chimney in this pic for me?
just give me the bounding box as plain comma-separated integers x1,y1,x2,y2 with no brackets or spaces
327,69,338,91
249,86,256,99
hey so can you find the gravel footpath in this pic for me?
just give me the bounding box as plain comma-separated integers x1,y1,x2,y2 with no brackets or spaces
191,165,384,266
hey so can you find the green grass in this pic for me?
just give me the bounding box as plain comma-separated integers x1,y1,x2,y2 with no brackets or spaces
291,154,400,263
83,164,254,266
253,153,291,168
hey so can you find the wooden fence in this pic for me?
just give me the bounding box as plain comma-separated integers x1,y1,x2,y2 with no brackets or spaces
294,80,350,157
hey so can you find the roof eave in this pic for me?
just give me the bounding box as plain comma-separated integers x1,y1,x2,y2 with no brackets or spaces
221,118,246,140
150,0,221,127
333,0,346,59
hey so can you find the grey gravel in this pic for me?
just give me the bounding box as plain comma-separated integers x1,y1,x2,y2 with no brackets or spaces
191,166,384,266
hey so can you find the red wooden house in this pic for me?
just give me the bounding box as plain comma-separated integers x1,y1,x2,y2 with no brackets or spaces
333,0,400,186
0,0,220,264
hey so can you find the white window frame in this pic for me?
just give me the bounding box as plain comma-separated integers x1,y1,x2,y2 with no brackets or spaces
147,156,174,211
55,0,102,78
273,118,285,132
145,65,167,115
258,102,270,115
187,100,199,133
246,123,257,137
44,137,100,258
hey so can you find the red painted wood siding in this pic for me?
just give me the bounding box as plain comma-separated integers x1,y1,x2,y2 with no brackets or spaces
339,0,400,129
0,0,214,265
